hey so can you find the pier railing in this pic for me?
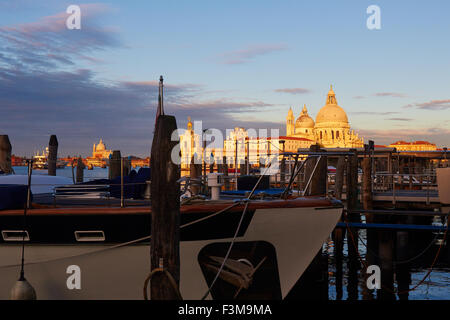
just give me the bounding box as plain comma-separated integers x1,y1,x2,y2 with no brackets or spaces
371,172,437,205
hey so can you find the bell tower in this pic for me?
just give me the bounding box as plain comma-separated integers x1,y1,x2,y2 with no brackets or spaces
286,107,295,136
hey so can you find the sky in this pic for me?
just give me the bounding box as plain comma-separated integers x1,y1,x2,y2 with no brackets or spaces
0,0,449,157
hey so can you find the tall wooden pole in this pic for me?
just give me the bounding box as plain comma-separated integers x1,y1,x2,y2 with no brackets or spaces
48,135,58,176
120,157,124,208
332,155,346,299
150,115,180,300
297,143,328,299
109,150,121,180
222,156,229,190
280,140,286,188
0,135,12,174
304,144,327,196
190,154,201,195
346,149,359,300
362,156,377,300
76,156,84,183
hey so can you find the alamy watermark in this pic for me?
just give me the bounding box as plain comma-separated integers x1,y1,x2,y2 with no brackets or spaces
66,265,81,290
66,5,81,30
367,5,381,30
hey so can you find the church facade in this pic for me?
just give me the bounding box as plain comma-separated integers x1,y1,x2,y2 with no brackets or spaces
286,86,364,148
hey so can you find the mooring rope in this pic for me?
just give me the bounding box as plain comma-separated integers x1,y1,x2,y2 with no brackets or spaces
143,268,182,300
199,162,273,300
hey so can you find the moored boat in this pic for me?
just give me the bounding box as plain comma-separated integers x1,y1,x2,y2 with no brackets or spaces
0,195,342,299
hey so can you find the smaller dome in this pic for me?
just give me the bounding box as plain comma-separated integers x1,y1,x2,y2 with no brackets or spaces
295,105,315,128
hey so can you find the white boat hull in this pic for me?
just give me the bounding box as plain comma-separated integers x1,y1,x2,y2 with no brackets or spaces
0,206,341,300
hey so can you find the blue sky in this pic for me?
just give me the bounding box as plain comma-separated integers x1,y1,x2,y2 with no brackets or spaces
0,0,449,157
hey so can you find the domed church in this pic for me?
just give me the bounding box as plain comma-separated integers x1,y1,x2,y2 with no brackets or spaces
92,139,112,159
286,86,364,148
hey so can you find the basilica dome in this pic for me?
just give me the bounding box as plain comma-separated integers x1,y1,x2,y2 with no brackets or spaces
295,105,315,128
315,86,349,128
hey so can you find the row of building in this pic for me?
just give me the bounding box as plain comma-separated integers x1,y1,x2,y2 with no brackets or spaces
11,86,439,168
178,86,438,167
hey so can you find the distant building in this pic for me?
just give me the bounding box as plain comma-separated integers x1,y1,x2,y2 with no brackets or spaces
179,117,202,168
286,86,364,148
85,139,112,168
224,127,313,167
11,155,25,166
92,139,112,159
388,140,437,151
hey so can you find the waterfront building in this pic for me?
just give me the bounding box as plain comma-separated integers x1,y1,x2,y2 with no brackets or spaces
224,127,313,167
389,140,437,151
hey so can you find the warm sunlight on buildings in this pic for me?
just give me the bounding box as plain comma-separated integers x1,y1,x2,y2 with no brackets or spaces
388,140,437,151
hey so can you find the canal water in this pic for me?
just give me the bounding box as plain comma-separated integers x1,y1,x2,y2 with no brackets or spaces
10,166,450,300
325,228,450,300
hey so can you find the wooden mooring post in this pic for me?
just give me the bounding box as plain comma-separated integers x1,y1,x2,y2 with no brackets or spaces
362,155,377,300
0,135,12,174
289,144,328,299
346,148,359,300
222,156,229,191
76,156,85,183
190,154,202,195
150,115,181,300
304,144,327,196
48,135,58,176
332,155,346,299
109,150,121,180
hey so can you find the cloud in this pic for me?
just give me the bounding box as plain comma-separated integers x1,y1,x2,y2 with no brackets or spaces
274,88,310,95
405,99,450,110
386,117,412,121
0,67,277,157
0,4,121,71
219,44,288,64
0,10,283,157
353,96,365,99
373,92,406,98
351,111,399,115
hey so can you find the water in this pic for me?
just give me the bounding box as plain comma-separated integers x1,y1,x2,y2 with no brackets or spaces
326,228,450,300
13,166,109,181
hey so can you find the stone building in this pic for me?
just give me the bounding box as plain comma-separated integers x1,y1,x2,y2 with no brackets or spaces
286,86,364,148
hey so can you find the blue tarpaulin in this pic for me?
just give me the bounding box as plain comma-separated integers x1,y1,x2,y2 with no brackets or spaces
0,184,30,210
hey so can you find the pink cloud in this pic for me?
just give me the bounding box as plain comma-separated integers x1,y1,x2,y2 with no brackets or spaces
219,44,289,64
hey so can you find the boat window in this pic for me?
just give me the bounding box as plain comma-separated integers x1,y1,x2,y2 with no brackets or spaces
2,230,30,242
74,230,105,242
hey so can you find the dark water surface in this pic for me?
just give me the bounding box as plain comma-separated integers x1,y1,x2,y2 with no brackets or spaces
326,228,450,300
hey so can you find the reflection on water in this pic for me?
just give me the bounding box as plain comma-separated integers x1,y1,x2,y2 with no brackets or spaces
327,228,450,300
